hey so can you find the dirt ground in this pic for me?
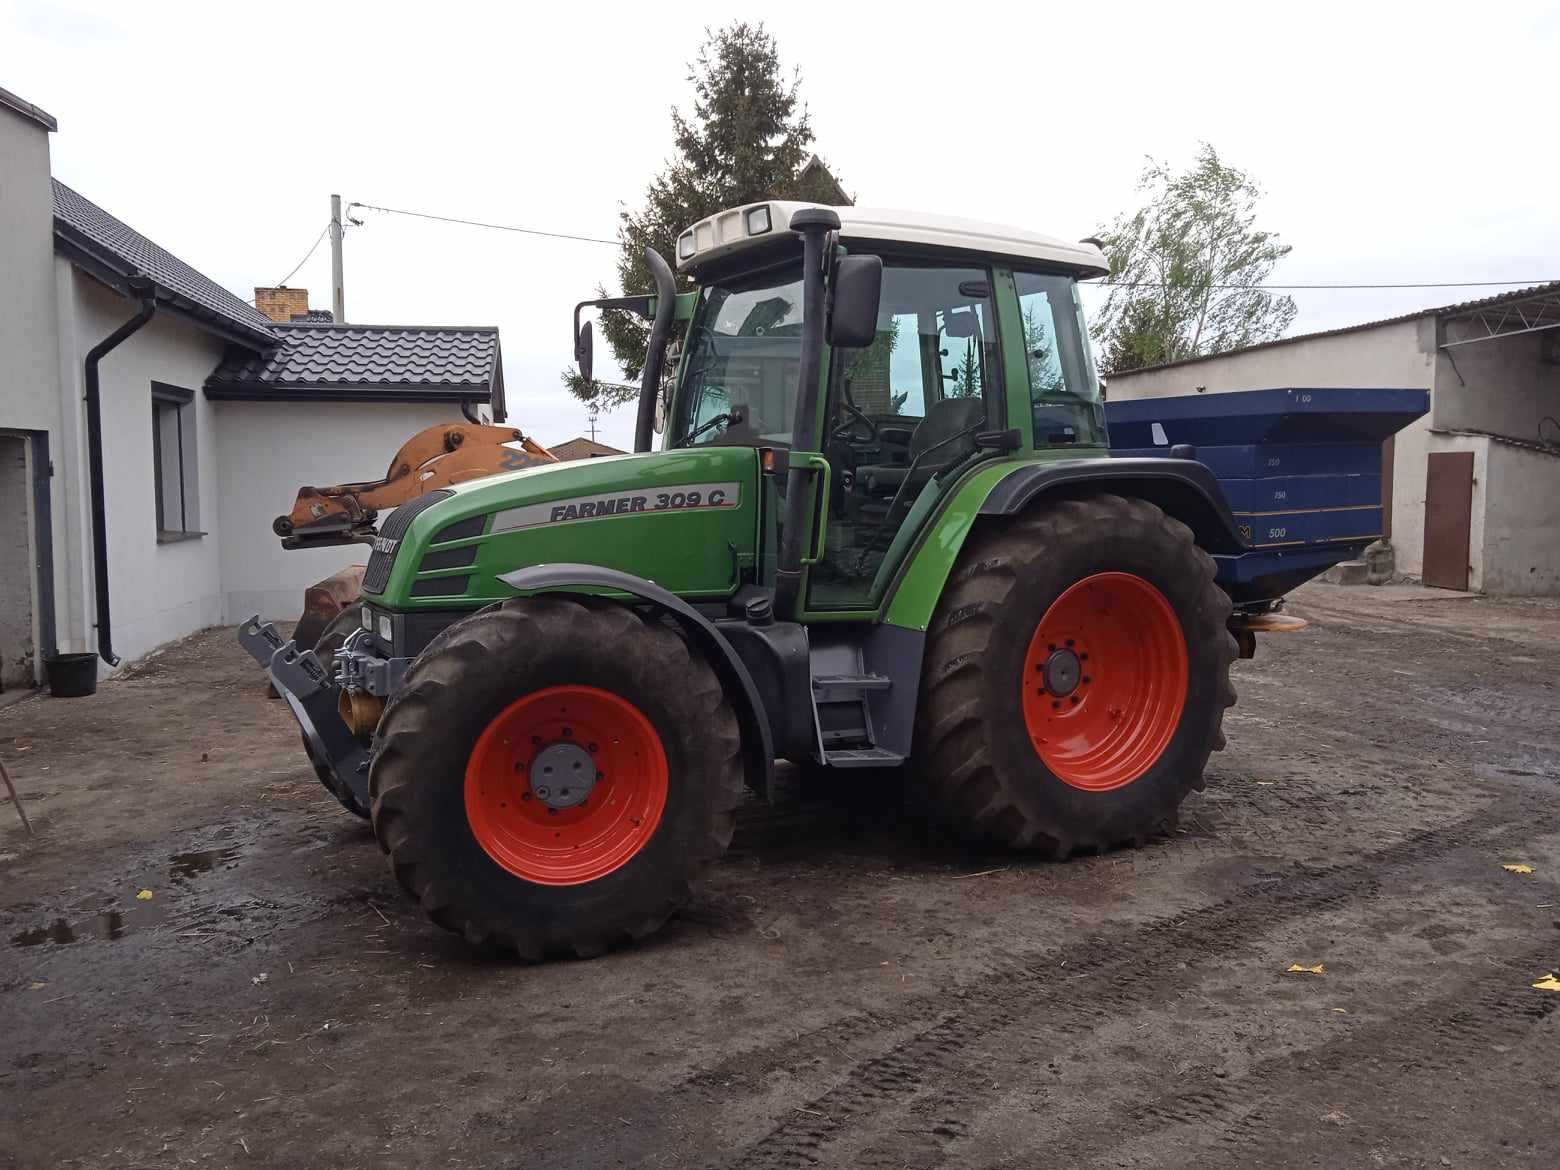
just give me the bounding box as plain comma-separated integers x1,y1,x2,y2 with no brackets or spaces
2,582,1558,1169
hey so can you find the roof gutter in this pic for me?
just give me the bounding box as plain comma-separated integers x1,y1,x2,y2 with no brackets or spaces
84,276,157,666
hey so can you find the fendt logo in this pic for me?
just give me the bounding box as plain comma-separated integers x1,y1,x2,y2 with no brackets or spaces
371,536,400,556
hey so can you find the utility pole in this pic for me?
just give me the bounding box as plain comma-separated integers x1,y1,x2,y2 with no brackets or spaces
587,403,599,443
329,193,346,324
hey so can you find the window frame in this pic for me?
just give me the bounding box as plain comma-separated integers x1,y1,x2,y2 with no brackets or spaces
1009,269,1108,449
150,381,204,543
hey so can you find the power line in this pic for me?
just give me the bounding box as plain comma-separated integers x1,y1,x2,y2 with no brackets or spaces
1099,278,1556,290
340,200,1557,291
348,201,620,247
275,223,330,286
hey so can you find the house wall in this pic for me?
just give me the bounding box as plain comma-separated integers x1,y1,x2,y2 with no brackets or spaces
0,102,61,435
1480,440,1560,596
213,399,464,622
0,101,63,686
54,269,228,665
1433,323,1558,437
1104,319,1435,400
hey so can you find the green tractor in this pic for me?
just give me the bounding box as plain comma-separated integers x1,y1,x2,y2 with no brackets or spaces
242,203,1243,958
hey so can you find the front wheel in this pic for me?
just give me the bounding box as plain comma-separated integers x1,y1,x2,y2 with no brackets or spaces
369,596,743,958
916,493,1236,854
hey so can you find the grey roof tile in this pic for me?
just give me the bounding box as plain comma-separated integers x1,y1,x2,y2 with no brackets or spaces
52,179,277,342
206,324,500,393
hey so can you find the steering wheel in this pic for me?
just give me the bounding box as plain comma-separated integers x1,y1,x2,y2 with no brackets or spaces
832,405,877,444
831,376,879,444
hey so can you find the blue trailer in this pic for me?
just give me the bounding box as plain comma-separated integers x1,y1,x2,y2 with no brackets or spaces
1106,387,1429,606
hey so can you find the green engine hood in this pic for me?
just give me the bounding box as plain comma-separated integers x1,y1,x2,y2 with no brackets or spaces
366,446,760,609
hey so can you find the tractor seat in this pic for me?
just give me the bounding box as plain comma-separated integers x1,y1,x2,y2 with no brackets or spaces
858,398,985,495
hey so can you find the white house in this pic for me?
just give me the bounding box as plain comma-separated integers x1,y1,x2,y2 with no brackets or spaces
0,85,508,692
1105,287,1560,595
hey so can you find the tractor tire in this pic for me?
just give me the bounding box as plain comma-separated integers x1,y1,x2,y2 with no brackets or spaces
916,493,1236,855
301,603,371,819
368,595,743,959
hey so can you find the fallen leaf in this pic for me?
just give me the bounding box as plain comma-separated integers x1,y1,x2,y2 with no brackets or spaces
1286,963,1325,975
1533,973,1560,993
136,889,154,900
252,972,269,985
1331,1007,1348,1014
29,981,47,990
1502,863,1535,875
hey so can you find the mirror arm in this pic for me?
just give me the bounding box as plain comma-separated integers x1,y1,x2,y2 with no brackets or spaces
634,249,676,454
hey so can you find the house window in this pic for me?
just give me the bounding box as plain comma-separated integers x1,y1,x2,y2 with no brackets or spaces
151,382,202,542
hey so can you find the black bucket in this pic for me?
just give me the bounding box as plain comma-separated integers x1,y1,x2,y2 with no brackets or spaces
44,653,99,698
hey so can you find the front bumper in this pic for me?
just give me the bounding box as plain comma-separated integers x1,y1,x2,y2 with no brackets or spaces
238,616,374,811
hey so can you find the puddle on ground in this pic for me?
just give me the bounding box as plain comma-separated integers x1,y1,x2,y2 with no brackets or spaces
168,846,240,882
9,846,239,948
11,905,155,947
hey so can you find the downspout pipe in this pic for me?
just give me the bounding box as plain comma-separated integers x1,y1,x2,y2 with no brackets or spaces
635,248,676,454
84,275,157,666
772,207,839,621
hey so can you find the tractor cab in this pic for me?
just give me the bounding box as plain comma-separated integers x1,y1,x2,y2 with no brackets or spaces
577,202,1115,614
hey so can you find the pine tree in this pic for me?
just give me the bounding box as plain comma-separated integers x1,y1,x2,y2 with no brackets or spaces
564,22,847,408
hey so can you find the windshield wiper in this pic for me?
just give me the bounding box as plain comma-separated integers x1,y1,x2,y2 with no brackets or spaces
679,408,743,446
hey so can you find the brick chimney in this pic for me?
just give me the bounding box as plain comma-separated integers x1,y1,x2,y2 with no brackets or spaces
254,286,311,324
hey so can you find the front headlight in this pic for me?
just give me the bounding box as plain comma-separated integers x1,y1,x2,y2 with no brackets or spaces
378,614,393,642
360,606,373,631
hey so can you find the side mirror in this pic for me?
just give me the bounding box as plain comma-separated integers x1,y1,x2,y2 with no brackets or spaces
828,255,883,349
574,319,594,385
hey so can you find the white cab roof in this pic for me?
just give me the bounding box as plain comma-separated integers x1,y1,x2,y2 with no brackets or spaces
676,201,1109,278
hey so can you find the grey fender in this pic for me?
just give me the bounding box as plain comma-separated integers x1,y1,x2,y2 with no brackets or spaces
498,563,774,798
978,456,1246,554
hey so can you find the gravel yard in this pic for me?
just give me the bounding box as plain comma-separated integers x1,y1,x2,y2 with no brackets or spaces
2,582,1557,1169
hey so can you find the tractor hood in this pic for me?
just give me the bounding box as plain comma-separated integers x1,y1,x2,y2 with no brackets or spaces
362,446,761,609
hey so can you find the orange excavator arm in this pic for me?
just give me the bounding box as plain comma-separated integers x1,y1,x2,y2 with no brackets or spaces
273,422,556,549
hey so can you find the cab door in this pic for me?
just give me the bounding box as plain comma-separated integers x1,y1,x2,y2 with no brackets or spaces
802,259,1005,613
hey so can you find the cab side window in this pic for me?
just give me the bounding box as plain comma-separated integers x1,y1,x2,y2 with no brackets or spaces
809,262,1002,608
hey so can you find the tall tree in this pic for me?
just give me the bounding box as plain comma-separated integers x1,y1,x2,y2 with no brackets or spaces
566,22,847,409
1092,145,1297,373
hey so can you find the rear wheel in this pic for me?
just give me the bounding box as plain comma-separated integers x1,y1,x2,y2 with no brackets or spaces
369,596,742,958
916,493,1236,854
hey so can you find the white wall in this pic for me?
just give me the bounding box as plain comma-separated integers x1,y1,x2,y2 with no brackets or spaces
1434,322,1557,437
1481,440,1560,595
0,103,61,435
0,101,62,685
213,399,465,621
55,270,228,664
1105,319,1434,399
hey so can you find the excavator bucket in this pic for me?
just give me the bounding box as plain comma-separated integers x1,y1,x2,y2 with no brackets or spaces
273,422,556,550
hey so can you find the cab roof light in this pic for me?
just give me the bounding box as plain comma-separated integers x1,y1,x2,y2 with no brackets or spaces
745,206,772,236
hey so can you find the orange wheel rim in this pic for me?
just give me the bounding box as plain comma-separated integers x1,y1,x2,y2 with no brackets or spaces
464,686,668,885
1021,573,1188,792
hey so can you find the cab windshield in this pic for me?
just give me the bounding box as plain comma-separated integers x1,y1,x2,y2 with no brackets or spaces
671,265,803,448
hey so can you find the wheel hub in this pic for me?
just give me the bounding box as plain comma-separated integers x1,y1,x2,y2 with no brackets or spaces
530,741,598,809
1041,647,1083,696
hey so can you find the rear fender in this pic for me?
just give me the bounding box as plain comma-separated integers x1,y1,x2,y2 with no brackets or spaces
498,563,775,799
883,457,1245,633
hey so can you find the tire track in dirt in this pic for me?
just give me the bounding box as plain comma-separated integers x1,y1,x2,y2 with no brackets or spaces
1017,944,1560,1168
675,755,1470,1110
709,797,1555,1170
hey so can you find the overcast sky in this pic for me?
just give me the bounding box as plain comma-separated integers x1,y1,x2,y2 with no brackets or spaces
6,0,1557,453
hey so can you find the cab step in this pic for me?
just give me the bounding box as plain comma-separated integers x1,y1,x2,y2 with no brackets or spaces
823,747,906,768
